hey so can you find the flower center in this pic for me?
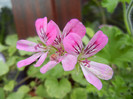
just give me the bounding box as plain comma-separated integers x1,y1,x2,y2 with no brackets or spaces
80,59,90,68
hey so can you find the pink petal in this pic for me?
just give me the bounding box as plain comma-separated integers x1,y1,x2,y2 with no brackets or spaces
63,19,86,38
63,33,83,55
49,20,61,37
86,61,113,80
46,20,57,46
17,40,42,52
62,54,77,71
35,17,47,43
17,52,42,68
34,52,48,67
50,21,62,47
82,30,108,58
40,61,58,74
81,65,102,90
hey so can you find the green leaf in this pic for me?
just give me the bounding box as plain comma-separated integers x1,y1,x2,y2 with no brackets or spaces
18,85,30,94
5,34,18,46
86,81,109,97
45,78,71,98
7,85,30,99
27,62,64,80
6,56,18,67
4,80,15,91
82,27,94,45
70,88,87,99
82,35,89,45
26,36,39,43
99,26,133,65
7,92,25,99
0,44,7,52
36,85,49,98
89,56,109,64
45,63,64,78
18,50,32,56
63,70,73,76
25,96,43,99
101,0,119,13
86,27,94,37
0,61,9,76
0,88,5,99
27,65,45,80
120,0,131,3
109,76,128,96
112,76,125,88
8,46,17,56
71,70,88,86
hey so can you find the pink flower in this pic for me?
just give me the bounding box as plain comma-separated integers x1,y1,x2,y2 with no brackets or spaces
63,30,113,90
17,17,58,68
40,19,86,73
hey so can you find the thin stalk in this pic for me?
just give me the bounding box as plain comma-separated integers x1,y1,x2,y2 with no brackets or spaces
16,71,39,86
123,2,131,35
14,70,19,81
16,76,31,86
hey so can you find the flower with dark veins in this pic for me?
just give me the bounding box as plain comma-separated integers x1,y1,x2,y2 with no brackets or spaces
40,18,86,74
17,17,58,68
63,30,113,90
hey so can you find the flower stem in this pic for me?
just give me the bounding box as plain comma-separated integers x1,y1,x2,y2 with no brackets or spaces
123,2,131,35
16,71,39,86
123,0,133,36
14,70,20,81
16,76,31,86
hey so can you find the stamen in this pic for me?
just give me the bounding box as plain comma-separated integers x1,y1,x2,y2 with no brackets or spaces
81,59,90,68
50,53,60,62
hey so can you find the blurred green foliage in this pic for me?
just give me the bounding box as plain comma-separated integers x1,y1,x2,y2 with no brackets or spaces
0,7,14,44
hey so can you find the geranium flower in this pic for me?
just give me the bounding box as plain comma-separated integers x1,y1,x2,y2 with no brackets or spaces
40,19,86,73
17,17,58,68
62,30,113,90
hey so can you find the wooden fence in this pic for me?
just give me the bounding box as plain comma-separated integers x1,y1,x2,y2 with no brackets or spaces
11,0,82,39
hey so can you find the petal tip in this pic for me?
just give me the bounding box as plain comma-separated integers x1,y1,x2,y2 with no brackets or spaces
40,67,46,74
17,62,22,68
34,64,40,67
97,84,102,90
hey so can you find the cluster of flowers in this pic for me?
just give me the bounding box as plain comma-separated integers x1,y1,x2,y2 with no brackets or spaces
17,17,113,90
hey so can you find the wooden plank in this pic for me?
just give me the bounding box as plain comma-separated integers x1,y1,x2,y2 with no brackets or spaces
11,0,82,39
54,0,81,29
11,0,53,39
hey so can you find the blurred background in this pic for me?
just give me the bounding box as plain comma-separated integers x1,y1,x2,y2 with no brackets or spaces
0,0,124,39
0,0,133,99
